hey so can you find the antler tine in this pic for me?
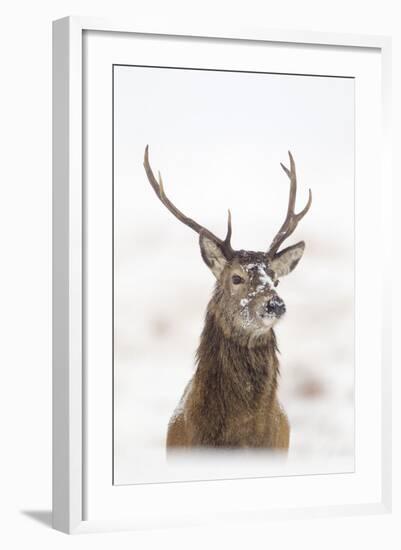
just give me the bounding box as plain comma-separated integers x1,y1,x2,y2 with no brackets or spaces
144,146,234,258
224,209,232,245
267,151,312,258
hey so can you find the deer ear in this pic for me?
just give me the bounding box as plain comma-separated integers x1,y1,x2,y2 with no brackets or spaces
199,232,228,279
270,241,305,278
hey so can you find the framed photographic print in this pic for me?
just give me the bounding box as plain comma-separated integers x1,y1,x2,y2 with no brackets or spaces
52,17,392,533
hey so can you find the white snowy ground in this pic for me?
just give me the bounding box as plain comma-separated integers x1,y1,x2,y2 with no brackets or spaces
113,66,355,485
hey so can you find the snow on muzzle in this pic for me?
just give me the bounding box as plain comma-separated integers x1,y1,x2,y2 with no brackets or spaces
264,295,286,318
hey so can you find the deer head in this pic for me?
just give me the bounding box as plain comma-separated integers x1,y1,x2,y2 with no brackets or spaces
144,146,312,336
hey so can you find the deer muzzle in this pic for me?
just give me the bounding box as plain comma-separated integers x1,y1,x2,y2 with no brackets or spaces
265,295,286,318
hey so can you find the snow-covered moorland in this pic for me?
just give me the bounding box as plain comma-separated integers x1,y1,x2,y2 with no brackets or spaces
113,66,354,484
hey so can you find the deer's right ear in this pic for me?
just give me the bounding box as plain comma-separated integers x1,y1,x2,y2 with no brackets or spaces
199,231,228,279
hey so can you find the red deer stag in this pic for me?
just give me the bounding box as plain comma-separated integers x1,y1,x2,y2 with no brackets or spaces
144,146,312,451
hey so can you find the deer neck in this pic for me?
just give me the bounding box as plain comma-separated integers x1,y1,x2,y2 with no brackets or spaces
194,309,280,421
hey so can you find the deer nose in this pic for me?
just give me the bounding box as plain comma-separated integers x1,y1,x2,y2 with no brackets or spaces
266,296,286,317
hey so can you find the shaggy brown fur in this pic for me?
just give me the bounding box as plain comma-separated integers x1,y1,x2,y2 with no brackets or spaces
167,284,290,450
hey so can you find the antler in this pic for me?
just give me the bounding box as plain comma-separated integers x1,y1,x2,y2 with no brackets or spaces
267,151,312,258
144,146,235,259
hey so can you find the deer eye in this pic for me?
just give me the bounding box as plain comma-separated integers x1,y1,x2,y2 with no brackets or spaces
232,275,244,285
274,280,280,287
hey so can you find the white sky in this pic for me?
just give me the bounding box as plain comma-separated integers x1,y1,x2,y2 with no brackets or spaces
114,65,354,254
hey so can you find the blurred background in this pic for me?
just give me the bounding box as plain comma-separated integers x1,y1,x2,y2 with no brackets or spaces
113,65,354,485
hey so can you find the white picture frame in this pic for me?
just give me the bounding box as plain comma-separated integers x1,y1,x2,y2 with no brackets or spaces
52,16,392,534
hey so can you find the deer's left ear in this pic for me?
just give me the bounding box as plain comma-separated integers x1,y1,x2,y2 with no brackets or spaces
199,231,228,279
270,241,305,278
